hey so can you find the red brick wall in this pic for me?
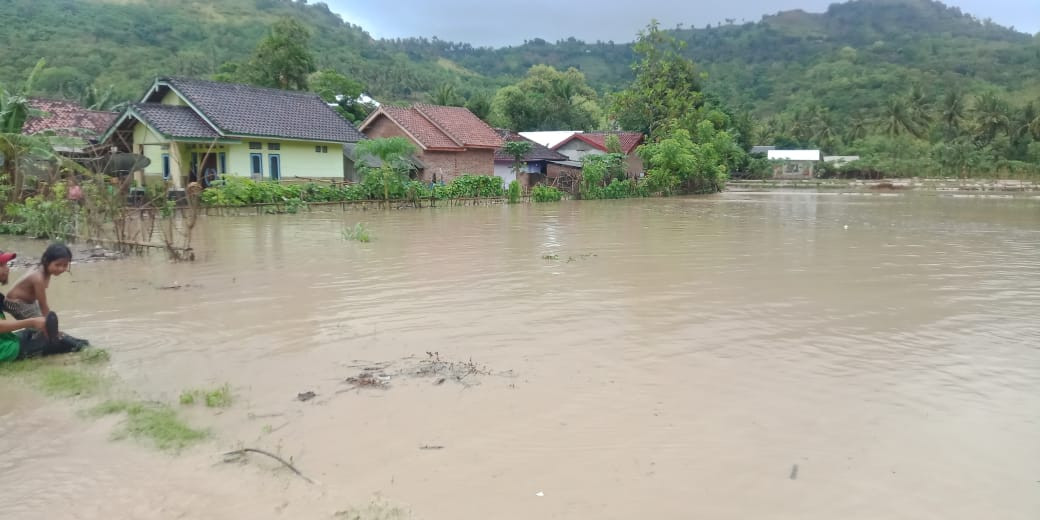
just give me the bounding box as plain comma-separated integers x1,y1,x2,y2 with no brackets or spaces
625,153,645,177
419,149,495,182
364,116,414,142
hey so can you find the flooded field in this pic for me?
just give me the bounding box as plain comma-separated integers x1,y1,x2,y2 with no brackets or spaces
1,192,1039,519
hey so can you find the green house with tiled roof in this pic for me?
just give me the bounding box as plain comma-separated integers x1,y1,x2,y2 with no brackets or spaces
102,77,365,187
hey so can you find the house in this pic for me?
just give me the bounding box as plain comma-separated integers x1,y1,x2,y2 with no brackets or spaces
518,131,582,149
101,77,365,187
823,155,860,166
493,129,569,188
546,160,583,194
551,132,645,177
750,145,776,156
358,104,503,183
23,98,118,154
768,150,821,178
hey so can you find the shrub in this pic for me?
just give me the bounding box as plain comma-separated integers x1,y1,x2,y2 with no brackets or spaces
531,185,563,202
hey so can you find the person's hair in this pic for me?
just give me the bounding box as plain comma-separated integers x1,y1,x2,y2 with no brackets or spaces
40,243,73,274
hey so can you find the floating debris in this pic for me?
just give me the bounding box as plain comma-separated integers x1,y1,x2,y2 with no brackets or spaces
296,391,316,402
344,372,391,390
419,445,444,450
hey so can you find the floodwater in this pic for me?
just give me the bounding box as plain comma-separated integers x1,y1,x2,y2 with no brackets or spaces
1,192,1039,519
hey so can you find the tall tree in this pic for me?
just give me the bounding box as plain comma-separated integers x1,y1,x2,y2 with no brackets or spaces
972,91,1011,144
611,20,704,138
941,90,967,136
432,84,464,106
309,69,370,123
238,18,316,90
503,140,532,186
491,65,601,131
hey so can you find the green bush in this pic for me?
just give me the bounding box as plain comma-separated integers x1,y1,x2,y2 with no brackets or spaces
531,184,563,202
507,180,521,203
5,182,77,239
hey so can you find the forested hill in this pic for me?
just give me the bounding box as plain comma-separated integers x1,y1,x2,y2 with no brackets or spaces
2,0,1039,120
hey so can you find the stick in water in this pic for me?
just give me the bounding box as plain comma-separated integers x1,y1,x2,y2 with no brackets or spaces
224,448,315,484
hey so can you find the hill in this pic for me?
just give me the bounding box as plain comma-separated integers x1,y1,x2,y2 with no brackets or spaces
2,0,1038,127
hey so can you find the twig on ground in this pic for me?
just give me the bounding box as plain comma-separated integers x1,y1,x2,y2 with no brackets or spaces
223,448,315,484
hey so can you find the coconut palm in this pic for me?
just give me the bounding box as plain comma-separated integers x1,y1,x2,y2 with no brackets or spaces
941,89,967,136
972,92,1011,144
354,137,417,202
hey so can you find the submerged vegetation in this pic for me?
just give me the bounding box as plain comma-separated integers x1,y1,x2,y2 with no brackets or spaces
1,349,211,452
342,222,372,243
91,400,209,451
179,384,234,408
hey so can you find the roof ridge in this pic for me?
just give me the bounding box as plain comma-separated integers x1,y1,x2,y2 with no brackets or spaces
412,104,465,147
162,76,324,99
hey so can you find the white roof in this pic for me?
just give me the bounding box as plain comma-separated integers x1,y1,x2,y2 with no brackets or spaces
519,131,582,148
768,149,821,161
823,155,860,163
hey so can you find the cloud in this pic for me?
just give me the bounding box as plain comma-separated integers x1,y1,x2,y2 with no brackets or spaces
327,0,1038,47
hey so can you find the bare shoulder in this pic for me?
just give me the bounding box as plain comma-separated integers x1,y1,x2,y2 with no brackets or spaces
7,269,42,301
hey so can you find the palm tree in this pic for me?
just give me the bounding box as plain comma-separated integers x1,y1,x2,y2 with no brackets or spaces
941,90,967,136
845,111,870,143
906,83,933,131
432,84,462,106
503,140,532,188
972,92,1011,144
880,97,924,138
0,58,49,203
354,137,417,203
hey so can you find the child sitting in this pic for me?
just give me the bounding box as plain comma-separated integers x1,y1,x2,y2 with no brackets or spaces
4,243,72,320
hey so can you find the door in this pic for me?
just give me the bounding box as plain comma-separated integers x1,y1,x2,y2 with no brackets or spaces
269,154,281,181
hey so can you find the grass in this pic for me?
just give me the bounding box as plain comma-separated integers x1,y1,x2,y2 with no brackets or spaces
179,384,234,408
90,400,209,451
0,349,111,397
334,497,412,520
342,222,373,243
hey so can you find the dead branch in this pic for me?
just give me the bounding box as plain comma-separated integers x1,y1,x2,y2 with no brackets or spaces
223,448,314,484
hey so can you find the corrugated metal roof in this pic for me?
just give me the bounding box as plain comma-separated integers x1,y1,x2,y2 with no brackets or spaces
768,150,821,161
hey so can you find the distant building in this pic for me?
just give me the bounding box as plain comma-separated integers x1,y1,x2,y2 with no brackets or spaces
551,132,645,178
823,155,860,166
750,145,776,155
359,104,503,183
493,129,569,188
768,149,821,179
518,131,581,149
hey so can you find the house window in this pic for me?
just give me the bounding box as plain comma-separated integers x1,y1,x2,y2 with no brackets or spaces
250,153,263,177
190,151,198,172
161,154,171,180
269,154,281,181
249,142,262,150
218,152,227,174
268,143,280,150
314,145,328,153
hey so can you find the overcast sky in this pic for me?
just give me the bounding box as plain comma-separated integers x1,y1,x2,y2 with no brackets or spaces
326,0,1038,47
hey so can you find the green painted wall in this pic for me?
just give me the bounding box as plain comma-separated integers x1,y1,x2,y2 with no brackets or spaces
225,140,344,180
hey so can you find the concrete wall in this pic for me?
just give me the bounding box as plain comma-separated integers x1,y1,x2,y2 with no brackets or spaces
773,160,816,179
225,140,344,181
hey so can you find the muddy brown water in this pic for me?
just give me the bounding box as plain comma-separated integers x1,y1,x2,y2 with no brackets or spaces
1,192,1039,519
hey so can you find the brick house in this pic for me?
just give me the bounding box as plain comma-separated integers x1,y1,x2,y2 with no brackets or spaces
358,104,503,183
493,129,569,188
551,132,645,177
24,98,119,153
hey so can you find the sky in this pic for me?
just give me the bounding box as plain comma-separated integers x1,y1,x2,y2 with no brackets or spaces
326,0,1039,47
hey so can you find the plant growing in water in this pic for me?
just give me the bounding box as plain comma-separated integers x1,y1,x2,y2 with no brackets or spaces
531,185,563,202
507,180,522,203
342,222,372,242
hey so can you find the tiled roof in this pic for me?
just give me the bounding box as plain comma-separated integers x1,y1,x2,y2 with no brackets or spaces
413,104,503,149
493,129,569,162
361,104,503,151
132,103,220,139
381,106,462,150
553,132,644,154
155,77,364,143
23,98,118,139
